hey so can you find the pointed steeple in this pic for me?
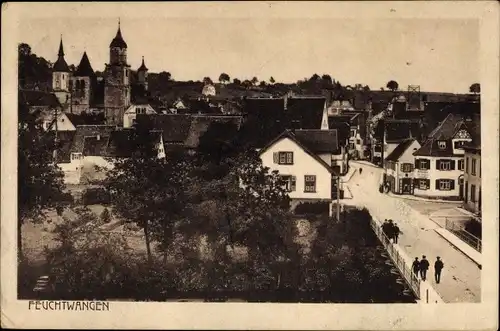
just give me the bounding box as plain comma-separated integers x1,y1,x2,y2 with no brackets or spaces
110,19,128,48
58,35,64,56
53,36,70,72
74,51,95,77
138,56,148,71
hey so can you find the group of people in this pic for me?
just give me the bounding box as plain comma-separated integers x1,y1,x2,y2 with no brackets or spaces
412,255,445,283
382,219,401,244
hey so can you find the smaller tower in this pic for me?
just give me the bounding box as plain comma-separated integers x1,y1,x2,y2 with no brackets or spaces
137,56,149,91
70,52,96,114
52,36,71,107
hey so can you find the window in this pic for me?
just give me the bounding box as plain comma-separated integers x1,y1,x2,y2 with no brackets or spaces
280,175,296,192
401,163,413,173
349,143,355,150
415,159,430,170
417,179,430,190
436,179,454,191
71,153,83,161
350,129,356,138
304,175,316,193
471,184,476,202
438,141,446,149
454,140,466,149
356,139,361,145
274,152,294,165
438,160,452,170
465,157,469,174
471,159,477,175
125,70,129,77
136,107,145,115
458,159,464,171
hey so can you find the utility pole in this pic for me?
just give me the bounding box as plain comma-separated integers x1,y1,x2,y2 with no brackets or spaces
336,174,340,221
53,104,59,163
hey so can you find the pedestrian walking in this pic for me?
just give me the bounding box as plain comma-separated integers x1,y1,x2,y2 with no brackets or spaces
420,255,430,281
412,257,420,278
382,219,391,238
393,223,400,244
388,219,395,242
359,167,363,175
434,256,444,284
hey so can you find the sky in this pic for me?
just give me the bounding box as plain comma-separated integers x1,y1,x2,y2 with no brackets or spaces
19,17,479,93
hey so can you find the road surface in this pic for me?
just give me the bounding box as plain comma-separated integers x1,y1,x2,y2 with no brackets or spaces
343,161,481,303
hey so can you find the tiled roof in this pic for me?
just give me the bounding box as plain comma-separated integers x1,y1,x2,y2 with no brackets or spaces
413,113,480,157
385,139,415,162
66,113,106,126
54,131,76,163
184,115,243,149
82,136,109,156
292,129,339,153
69,125,116,155
74,52,95,77
384,120,421,143
258,129,336,175
327,117,350,145
105,129,162,158
286,97,326,129
19,90,61,109
135,114,193,143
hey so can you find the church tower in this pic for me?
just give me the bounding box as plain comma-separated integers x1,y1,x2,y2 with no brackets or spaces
104,20,131,126
52,36,71,107
137,56,149,91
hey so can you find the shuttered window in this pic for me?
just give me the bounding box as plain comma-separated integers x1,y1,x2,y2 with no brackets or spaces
275,151,293,165
280,175,297,192
304,175,316,193
437,159,454,171
415,179,430,190
436,179,455,191
401,163,414,173
415,158,430,170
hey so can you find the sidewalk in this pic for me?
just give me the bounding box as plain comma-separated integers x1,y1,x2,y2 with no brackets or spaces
350,160,381,169
387,192,462,204
434,228,481,267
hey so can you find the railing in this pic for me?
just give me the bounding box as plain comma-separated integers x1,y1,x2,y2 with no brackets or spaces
445,218,482,252
370,218,421,299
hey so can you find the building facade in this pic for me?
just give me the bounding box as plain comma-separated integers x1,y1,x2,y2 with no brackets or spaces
384,139,421,195
463,145,481,215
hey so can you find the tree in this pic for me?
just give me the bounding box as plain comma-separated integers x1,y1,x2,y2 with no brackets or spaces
203,77,213,85
242,79,252,89
18,102,65,261
251,77,259,86
233,78,241,85
363,85,371,92
321,74,333,86
386,80,399,92
259,81,267,88
105,121,190,263
469,83,480,94
218,73,230,85
18,43,52,90
269,76,276,84
100,208,111,223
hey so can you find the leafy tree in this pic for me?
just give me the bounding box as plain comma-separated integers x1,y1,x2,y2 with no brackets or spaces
158,71,172,82
218,73,230,84
242,79,252,89
203,76,213,85
259,81,267,88
309,73,321,82
386,80,399,92
469,83,480,94
269,76,276,84
321,74,333,86
251,76,259,86
363,85,371,92
18,102,65,261
18,43,52,90
233,78,241,85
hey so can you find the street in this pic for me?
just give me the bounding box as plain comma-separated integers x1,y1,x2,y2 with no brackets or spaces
343,161,481,303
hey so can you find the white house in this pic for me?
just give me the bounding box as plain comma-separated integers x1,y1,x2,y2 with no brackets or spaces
123,104,157,128
412,113,480,200
259,129,338,202
384,138,421,195
43,112,77,131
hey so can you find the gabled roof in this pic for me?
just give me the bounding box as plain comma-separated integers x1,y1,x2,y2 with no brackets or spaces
385,139,417,162
327,118,350,145
53,39,70,72
258,129,336,174
19,90,61,109
66,113,106,126
292,129,339,154
69,125,116,155
184,115,243,149
135,114,193,143
384,120,421,143
74,52,95,77
286,97,326,129
110,23,128,48
413,113,480,157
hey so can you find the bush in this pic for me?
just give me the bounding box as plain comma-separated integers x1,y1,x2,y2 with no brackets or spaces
464,219,482,239
83,188,111,205
294,201,330,216
100,208,111,223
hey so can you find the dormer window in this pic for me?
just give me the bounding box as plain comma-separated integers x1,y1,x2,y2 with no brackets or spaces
438,141,446,149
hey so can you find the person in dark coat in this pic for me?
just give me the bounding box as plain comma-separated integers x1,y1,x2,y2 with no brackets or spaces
393,223,401,244
434,256,444,284
387,219,395,242
359,167,363,175
382,219,391,238
412,257,420,278
420,255,430,281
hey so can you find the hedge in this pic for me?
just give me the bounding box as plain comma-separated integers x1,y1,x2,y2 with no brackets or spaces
464,219,482,239
82,188,111,205
294,201,330,216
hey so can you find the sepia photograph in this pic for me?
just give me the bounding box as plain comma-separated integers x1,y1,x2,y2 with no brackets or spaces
2,1,499,330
